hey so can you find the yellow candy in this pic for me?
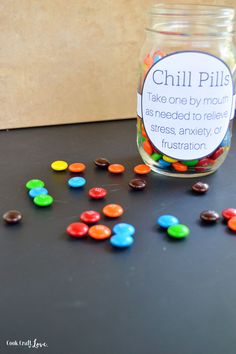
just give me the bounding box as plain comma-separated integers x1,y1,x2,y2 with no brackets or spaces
51,160,68,171
163,155,178,163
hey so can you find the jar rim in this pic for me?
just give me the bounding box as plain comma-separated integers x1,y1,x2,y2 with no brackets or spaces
149,3,235,18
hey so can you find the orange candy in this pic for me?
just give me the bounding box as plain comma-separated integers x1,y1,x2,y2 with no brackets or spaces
141,126,148,138
228,217,236,232
68,162,86,173
102,204,124,218
108,164,125,174
88,225,112,240
134,164,151,175
172,162,188,172
143,140,153,155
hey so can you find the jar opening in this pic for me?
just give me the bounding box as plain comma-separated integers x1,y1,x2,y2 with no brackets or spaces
147,3,235,37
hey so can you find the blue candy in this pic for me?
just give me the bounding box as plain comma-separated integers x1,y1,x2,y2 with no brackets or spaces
220,130,231,147
158,159,171,168
29,187,48,198
68,177,86,188
110,234,134,248
154,55,162,63
113,223,135,236
157,215,179,228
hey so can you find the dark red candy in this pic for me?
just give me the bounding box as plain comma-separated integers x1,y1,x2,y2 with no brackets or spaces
192,181,209,194
200,210,220,223
3,210,22,224
94,158,110,168
210,147,224,160
222,208,236,220
88,187,107,199
80,210,101,224
195,158,214,172
129,178,147,190
66,222,89,238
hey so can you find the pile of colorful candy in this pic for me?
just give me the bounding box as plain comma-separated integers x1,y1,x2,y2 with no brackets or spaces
157,215,190,239
137,116,231,175
26,179,54,207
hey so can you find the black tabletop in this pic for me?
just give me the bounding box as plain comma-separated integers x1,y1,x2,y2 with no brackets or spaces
1,119,236,354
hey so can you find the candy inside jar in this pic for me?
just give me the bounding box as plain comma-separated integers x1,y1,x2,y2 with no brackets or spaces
137,4,236,177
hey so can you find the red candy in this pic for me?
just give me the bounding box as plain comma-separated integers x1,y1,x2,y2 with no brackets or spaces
89,187,107,199
210,147,224,160
222,208,236,220
80,210,101,224
66,222,89,238
195,158,214,172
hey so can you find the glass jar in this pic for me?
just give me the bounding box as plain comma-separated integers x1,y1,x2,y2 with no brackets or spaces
137,4,236,177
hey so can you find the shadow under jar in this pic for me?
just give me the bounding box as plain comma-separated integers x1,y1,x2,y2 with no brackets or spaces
137,4,236,177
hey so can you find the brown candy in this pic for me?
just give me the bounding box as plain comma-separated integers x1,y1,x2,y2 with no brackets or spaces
129,178,147,190
3,210,23,224
192,181,209,194
94,158,110,168
200,210,220,223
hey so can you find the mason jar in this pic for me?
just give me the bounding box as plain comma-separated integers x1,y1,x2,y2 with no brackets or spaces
137,4,236,177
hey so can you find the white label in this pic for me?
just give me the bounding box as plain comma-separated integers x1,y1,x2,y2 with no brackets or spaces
141,51,234,160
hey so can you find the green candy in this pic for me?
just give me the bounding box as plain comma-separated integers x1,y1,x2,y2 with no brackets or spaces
34,194,54,207
142,136,146,143
151,152,162,161
182,159,199,167
26,179,45,190
167,224,190,239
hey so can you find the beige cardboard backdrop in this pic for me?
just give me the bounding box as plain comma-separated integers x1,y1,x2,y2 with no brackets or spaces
0,0,235,129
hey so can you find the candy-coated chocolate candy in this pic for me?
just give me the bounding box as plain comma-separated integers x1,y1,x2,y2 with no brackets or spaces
163,156,178,163
153,49,166,58
108,164,125,174
113,223,135,236
144,53,154,67
192,181,209,194
34,194,54,207
88,225,112,240
66,222,89,238
195,158,214,172
167,224,190,239
102,204,124,218
182,159,199,167
129,178,147,190
172,162,188,172
110,234,134,248
141,126,148,138
3,210,22,224
220,130,231,147
80,210,101,224
210,147,224,160
227,217,236,232
51,160,68,171
29,187,48,198
134,164,151,175
158,159,171,168
151,152,162,161
26,179,45,190
68,162,86,173
200,210,220,223
94,158,111,168
157,215,179,229
222,208,236,220
89,187,107,199
154,55,162,63
143,140,153,155
68,177,86,188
